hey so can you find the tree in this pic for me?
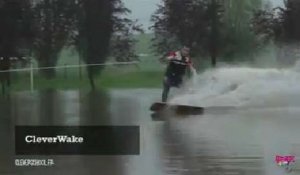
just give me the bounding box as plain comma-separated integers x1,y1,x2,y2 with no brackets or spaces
208,0,223,66
252,0,300,66
72,0,114,90
151,0,224,67
0,0,33,94
282,0,300,41
72,0,141,89
151,0,268,66
222,0,263,61
109,1,143,62
277,0,300,65
32,0,77,79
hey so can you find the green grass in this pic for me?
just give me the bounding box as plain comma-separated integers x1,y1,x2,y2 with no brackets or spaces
10,69,164,91
8,33,166,91
98,70,163,88
134,33,154,54
7,33,215,92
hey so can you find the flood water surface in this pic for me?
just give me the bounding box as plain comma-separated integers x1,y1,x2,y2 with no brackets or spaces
0,78,300,175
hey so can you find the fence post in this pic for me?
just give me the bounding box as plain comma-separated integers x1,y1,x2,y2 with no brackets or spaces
30,59,34,92
64,63,67,79
79,58,82,80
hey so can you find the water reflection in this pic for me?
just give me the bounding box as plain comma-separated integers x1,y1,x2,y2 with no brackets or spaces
0,89,127,175
160,120,264,175
1,89,300,175
0,95,14,172
80,90,111,125
10,90,112,125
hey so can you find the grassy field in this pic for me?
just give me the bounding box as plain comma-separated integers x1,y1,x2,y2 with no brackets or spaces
10,69,164,91
9,33,166,91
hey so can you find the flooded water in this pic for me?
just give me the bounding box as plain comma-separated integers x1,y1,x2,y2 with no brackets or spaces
1,66,300,175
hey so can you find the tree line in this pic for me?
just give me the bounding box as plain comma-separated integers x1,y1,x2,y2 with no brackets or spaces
0,0,142,90
151,0,300,68
1,0,300,92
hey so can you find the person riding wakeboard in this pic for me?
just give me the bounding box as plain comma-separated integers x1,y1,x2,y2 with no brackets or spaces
160,46,195,102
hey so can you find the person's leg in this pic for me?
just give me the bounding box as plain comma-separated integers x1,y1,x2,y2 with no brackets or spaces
162,77,170,102
174,77,183,88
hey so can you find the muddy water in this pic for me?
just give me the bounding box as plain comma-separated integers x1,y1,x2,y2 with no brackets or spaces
0,89,299,175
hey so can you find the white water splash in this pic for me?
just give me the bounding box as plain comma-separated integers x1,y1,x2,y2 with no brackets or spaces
190,67,198,87
171,63,300,108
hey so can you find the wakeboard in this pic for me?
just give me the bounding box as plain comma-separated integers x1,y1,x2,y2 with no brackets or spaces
150,102,204,115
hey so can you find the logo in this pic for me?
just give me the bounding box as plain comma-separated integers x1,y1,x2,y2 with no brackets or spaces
275,155,295,172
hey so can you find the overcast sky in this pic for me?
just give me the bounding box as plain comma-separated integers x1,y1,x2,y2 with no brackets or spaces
123,0,284,32
123,0,161,32
272,0,284,6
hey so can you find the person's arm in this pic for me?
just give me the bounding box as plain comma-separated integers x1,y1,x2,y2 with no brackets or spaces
186,57,196,78
187,57,195,71
160,51,176,63
166,51,176,60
